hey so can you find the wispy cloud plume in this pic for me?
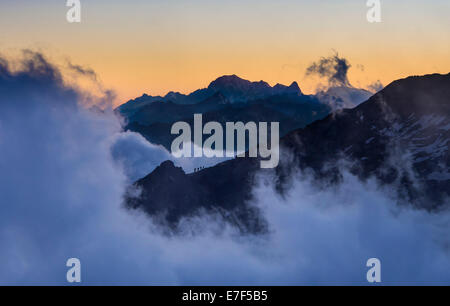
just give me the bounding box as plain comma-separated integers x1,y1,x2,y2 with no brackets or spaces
306,52,352,87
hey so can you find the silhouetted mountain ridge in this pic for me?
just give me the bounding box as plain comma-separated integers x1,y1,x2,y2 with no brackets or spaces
118,75,332,151
118,74,304,115
126,73,450,232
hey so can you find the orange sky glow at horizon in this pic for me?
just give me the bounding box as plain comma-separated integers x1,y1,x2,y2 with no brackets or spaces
0,0,449,106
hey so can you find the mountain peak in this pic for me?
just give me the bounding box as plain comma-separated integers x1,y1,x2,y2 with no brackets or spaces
289,81,301,91
207,75,303,102
213,74,241,81
208,75,253,89
139,160,186,184
157,160,184,173
366,72,450,117
272,81,302,96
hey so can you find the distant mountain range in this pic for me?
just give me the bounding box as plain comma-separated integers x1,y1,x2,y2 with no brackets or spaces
117,75,371,150
119,75,303,111
125,73,450,232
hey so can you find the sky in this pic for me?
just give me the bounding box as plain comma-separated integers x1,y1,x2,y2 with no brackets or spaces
0,0,449,105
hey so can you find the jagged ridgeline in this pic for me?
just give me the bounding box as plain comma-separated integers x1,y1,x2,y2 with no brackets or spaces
116,75,371,150
123,73,450,232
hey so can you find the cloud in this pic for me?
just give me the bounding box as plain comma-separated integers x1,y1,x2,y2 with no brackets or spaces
249,171,450,284
111,133,232,181
0,50,449,285
64,59,117,109
0,51,258,285
306,52,352,87
111,131,174,182
67,62,98,82
367,80,384,93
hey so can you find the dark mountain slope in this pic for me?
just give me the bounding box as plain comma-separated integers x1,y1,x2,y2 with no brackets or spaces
127,159,265,233
126,73,450,231
280,73,450,207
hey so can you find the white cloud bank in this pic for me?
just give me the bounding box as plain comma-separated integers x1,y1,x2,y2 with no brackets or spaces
111,133,232,182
